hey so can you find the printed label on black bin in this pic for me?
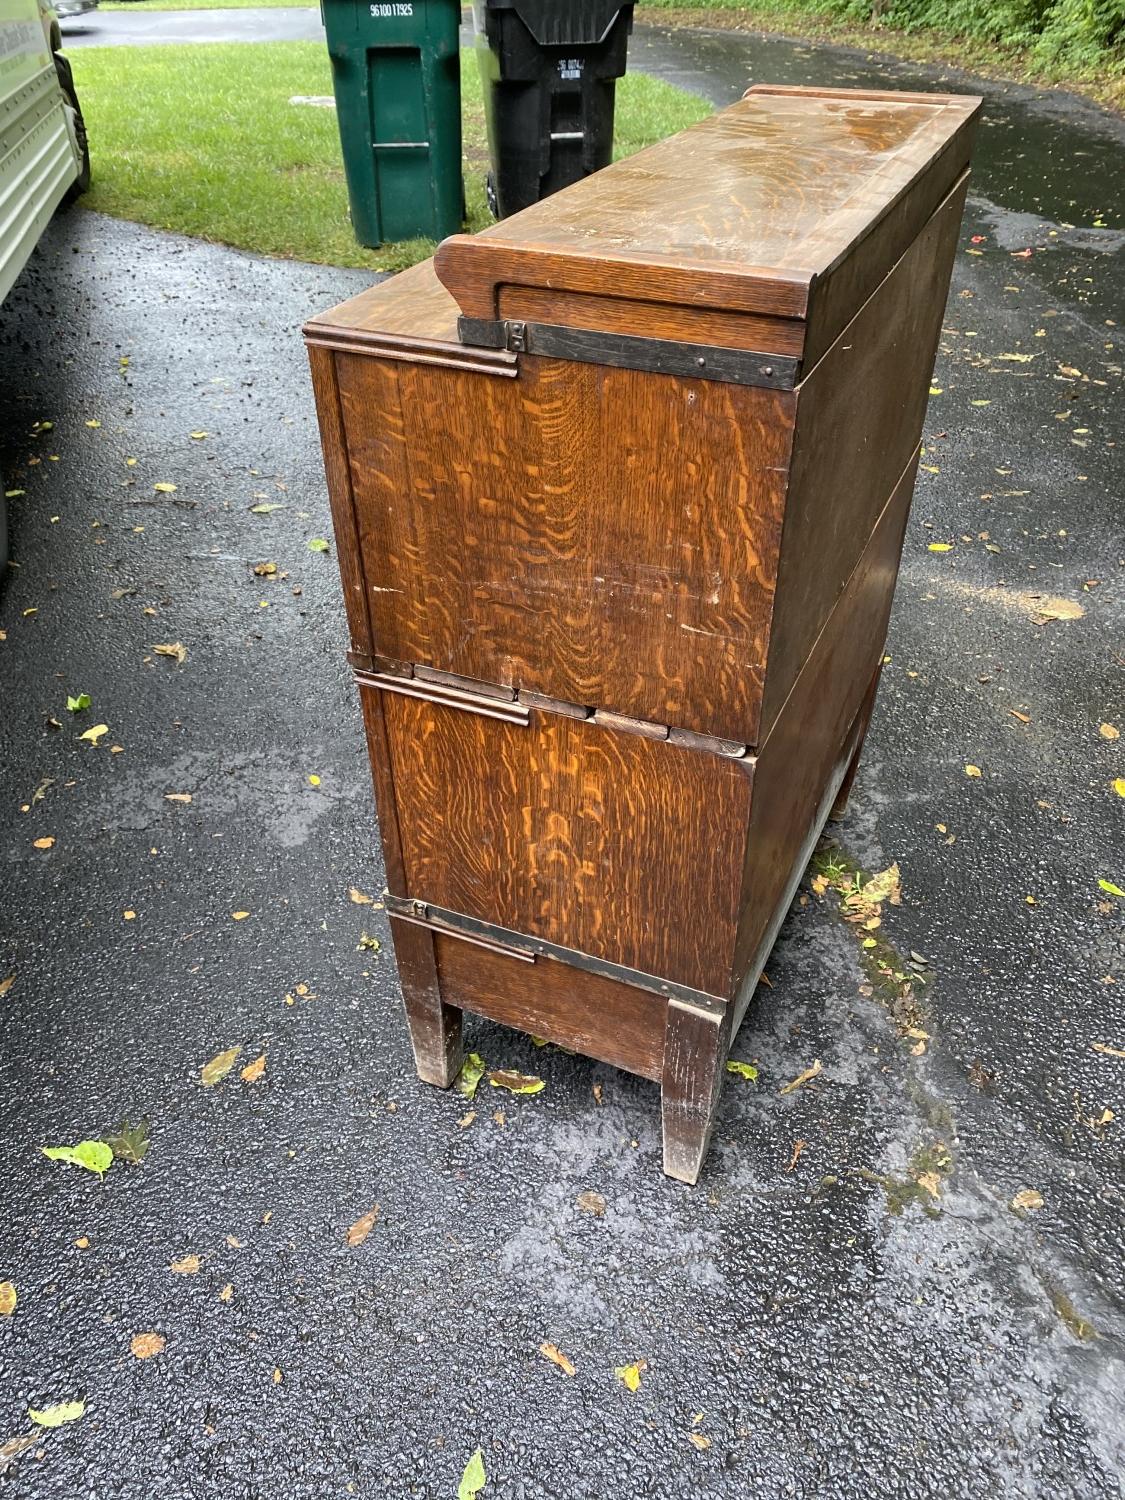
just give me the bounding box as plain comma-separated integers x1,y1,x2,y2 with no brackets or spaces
559,58,584,80
370,2,413,15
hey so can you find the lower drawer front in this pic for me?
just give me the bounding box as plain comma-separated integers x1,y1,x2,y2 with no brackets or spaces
433,933,667,1083
372,687,754,996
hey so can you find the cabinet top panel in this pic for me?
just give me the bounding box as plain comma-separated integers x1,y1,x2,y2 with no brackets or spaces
436,84,979,359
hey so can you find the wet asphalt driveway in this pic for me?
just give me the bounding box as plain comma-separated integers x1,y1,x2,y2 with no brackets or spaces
2,22,1124,1500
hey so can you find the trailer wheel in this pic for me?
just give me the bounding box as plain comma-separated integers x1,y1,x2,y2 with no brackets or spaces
53,51,91,199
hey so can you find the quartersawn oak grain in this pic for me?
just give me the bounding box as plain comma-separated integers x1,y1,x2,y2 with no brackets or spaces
432,934,668,1082
372,688,754,996
336,348,792,745
436,83,979,364
304,82,980,1184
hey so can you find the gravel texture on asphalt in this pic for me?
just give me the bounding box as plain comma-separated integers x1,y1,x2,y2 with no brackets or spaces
1,24,1123,1500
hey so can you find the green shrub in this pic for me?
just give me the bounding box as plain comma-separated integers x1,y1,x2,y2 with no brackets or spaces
821,0,1125,64
641,0,1125,70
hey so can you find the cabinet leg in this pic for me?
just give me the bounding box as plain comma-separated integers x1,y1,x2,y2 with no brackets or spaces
390,918,463,1088
661,998,730,1185
830,661,883,821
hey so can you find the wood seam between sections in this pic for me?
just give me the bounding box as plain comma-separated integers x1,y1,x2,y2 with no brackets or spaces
385,895,729,1015
354,666,754,760
758,444,920,747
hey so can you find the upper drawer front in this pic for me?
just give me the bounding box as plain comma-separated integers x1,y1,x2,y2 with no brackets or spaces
370,682,754,996
337,349,792,746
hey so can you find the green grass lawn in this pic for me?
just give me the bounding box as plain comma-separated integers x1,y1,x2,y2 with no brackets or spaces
70,43,710,271
101,0,312,9
101,0,313,8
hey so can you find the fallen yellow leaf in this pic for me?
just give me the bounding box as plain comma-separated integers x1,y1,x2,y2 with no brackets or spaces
1113,779,1125,799
79,723,109,745
539,1342,576,1377
964,764,982,778
28,1400,85,1428
0,1281,16,1317
231,911,250,921
928,542,953,552
916,1172,942,1199
1100,723,1120,741
130,1332,165,1360
348,887,374,905
152,642,187,664
165,792,192,804
307,774,321,787
273,1368,283,1385
200,1047,240,1086
1031,597,1084,623
153,482,177,493
240,1053,266,1084
170,1254,202,1275
780,1059,822,1095
614,1360,647,1392
219,1283,234,1303
346,1206,379,1246
1092,1042,1125,1058
1011,1188,1044,1212
32,836,55,849
688,1432,712,1452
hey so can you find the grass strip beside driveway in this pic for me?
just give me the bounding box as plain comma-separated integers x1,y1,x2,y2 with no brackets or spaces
101,0,314,9
71,42,711,271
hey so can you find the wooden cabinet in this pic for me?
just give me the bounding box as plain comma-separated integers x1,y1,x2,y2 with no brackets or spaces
306,83,980,1182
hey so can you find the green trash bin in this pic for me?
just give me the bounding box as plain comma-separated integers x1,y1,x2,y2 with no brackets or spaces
321,0,463,247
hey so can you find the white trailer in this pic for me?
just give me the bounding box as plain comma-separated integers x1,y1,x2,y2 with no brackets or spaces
0,0,89,306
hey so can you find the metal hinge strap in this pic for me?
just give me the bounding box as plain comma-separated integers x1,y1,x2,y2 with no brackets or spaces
385,894,728,1014
458,316,799,390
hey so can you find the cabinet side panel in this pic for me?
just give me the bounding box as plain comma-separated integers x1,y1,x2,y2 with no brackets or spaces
377,695,753,995
434,934,667,1082
307,345,374,663
801,142,974,368
335,351,432,663
759,175,967,737
733,460,914,999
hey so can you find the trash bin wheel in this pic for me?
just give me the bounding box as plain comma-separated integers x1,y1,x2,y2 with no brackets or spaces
53,51,91,199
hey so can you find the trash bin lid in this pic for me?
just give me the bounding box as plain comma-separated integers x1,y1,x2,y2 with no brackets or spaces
479,0,629,47
436,84,981,379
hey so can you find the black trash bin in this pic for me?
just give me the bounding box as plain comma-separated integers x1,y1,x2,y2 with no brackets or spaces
473,0,634,219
